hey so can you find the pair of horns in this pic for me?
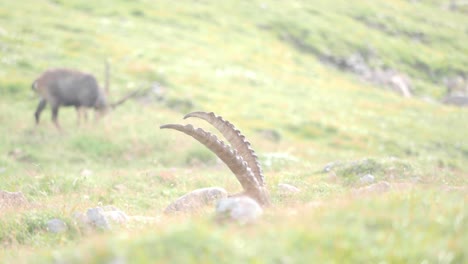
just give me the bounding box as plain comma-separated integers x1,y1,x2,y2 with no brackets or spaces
160,111,270,206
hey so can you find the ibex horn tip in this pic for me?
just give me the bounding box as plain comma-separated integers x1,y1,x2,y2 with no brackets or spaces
183,111,213,120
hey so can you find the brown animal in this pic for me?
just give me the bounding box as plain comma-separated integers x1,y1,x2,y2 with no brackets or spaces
32,64,110,129
32,63,142,129
160,111,271,206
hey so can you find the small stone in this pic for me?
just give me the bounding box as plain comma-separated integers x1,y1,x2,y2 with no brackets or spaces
353,181,391,195
86,206,128,230
165,187,228,213
216,196,263,224
322,161,339,173
359,174,375,184
80,169,93,177
87,207,110,230
278,183,300,194
47,218,68,233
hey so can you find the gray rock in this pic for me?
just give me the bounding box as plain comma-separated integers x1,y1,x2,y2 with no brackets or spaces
215,196,263,224
278,183,300,194
87,207,111,230
359,174,375,184
47,218,68,233
165,187,228,213
442,95,468,107
82,206,129,230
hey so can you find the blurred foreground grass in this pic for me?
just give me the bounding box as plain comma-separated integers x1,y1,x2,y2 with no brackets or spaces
0,0,467,263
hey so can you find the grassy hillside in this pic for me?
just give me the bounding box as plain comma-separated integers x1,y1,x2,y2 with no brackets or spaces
0,0,467,263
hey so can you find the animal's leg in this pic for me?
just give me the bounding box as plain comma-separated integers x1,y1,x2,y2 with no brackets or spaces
83,108,89,122
94,110,104,122
75,106,88,126
34,99,47,125
51,104,61,130
76,106,81,126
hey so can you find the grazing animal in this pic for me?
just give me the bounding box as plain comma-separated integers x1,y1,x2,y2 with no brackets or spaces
160,111,271,206
32,64,110,129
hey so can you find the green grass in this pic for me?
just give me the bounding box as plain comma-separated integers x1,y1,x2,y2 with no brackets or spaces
0,0,467,263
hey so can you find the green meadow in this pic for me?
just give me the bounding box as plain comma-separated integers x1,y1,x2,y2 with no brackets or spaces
0,0,466,263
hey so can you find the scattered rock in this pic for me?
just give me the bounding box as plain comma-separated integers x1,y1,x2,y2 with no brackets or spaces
86,207,111,230
352,181,392,195
215,196,263,224
359,174,375,184
387,72,412,97
320,51,413,97
441,75,468,107
47,218,68,233
441,95,468,107
322,161,340,173
165,187,228,213
278,183,301,194
80,169,93,177
0,190,28,208
279,33,414,98
74,206,128,230
443,75,467,95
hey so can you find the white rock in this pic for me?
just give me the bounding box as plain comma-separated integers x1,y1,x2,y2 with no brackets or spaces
215,196,263,224
359,174,375,184
278,183,300,194
47,218,68,233
165,187,228,213
80,169,93,177
85,206,129,230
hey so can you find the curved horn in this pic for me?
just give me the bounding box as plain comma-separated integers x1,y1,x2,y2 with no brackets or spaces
161,123,270,205
160,124,260,191
184,111,265,186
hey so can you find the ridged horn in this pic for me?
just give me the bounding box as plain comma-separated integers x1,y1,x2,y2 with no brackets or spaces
160,123,270,206
184,111,265,186
160,124,260,191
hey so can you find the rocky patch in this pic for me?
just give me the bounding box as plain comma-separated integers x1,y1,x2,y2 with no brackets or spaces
165,187,228,214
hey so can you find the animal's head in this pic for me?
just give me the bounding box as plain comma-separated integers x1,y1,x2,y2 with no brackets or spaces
95,90,110,115
160,111,271,206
